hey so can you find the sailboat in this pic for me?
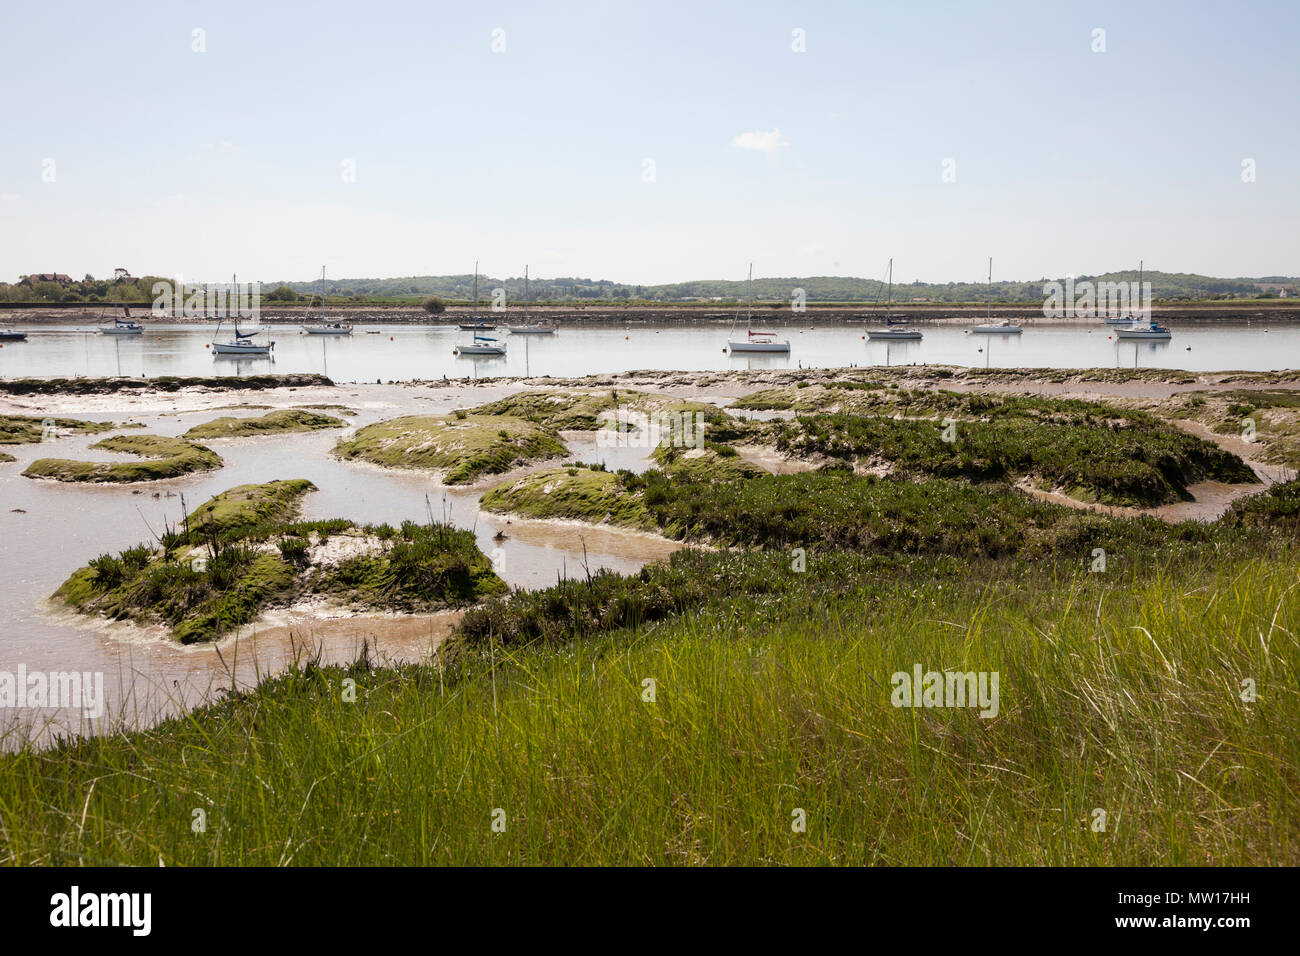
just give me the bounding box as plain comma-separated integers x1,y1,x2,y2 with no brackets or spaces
213,275,274,355
727,264,790,353
302,267,352,334
866,259,922,340
507,266,556,334
1112,260,1171,339
455,264,506,355
970,258,1022,333
1115,321,1172,340
454,332,507,356
97,302,143,334
0,329,27,341
457,263,498,331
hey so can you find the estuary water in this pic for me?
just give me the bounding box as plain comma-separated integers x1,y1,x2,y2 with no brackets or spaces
0,319,1296,381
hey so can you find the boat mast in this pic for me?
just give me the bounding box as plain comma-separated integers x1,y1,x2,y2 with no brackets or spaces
987,257,992,323
472,261,479,323
1138,259,1144,320
319,266,326,323
886,258,893,323
747,262,753,330
524,265,529,325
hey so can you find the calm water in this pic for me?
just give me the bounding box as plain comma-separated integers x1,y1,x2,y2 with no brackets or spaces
1,319,1297,379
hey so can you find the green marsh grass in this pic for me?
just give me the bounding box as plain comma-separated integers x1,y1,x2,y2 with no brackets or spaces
1,547,1296,865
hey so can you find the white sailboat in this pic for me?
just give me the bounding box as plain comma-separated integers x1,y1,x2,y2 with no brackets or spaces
302,267,352,334
454,332,507,356
727,264,790,353
213,274,274,355
97,302,143,334
866,259,922,340
1115,322,1172,340
970,257,1022,333
507,265,556,334
455,264,506,355
1112,260,1171,339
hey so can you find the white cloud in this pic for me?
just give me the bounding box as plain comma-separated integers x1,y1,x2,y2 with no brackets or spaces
731,128,790,154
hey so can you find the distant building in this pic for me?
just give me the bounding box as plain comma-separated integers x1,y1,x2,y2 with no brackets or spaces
27,272,73,286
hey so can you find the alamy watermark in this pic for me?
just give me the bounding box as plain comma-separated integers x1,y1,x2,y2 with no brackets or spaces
596,407,706,449
891,663,999,718
0,665,105,718
151,279,260,320
1042,277,1151,321
49,886,150,936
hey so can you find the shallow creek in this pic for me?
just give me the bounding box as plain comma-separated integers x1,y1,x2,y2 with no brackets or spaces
0,386,687,742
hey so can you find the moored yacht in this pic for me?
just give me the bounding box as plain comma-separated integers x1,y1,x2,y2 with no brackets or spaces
866,259,922,340
727,264,791,353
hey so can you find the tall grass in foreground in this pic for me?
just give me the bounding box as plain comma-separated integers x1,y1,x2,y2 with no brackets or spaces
0,552,1296,865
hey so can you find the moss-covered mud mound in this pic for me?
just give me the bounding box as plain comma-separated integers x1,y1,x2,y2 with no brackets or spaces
186,479,317,532
471,387,728,432
333,413,567,484
183,408,346,439
0,374,332,396
740,391,1257,508
482,464,655,528
0,415,117,445
22,434,223,483
54,481,506,643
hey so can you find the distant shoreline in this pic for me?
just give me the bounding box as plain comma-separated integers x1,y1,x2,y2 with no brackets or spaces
2,302,1299,327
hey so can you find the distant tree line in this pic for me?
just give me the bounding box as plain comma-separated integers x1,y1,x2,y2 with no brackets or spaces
2,270,1294,305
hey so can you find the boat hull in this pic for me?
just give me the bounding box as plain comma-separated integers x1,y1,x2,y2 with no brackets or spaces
971,325,1023,334
213,342,273,355
458,324,498,332
98,327,143,335
0,331,28,341
455,345,507,356
507,327,556,334
303,326,352,335
867,329,922,340
1115,329,1171,340
728,340,790,353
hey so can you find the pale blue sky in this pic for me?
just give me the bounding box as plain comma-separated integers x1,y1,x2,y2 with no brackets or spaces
1,0,1295,285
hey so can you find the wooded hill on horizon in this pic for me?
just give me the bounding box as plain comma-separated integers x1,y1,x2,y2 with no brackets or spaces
260,269,1299,303
4,269,1297,305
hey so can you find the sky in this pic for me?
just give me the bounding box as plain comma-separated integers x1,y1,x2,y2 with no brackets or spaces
1,0,1296,286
